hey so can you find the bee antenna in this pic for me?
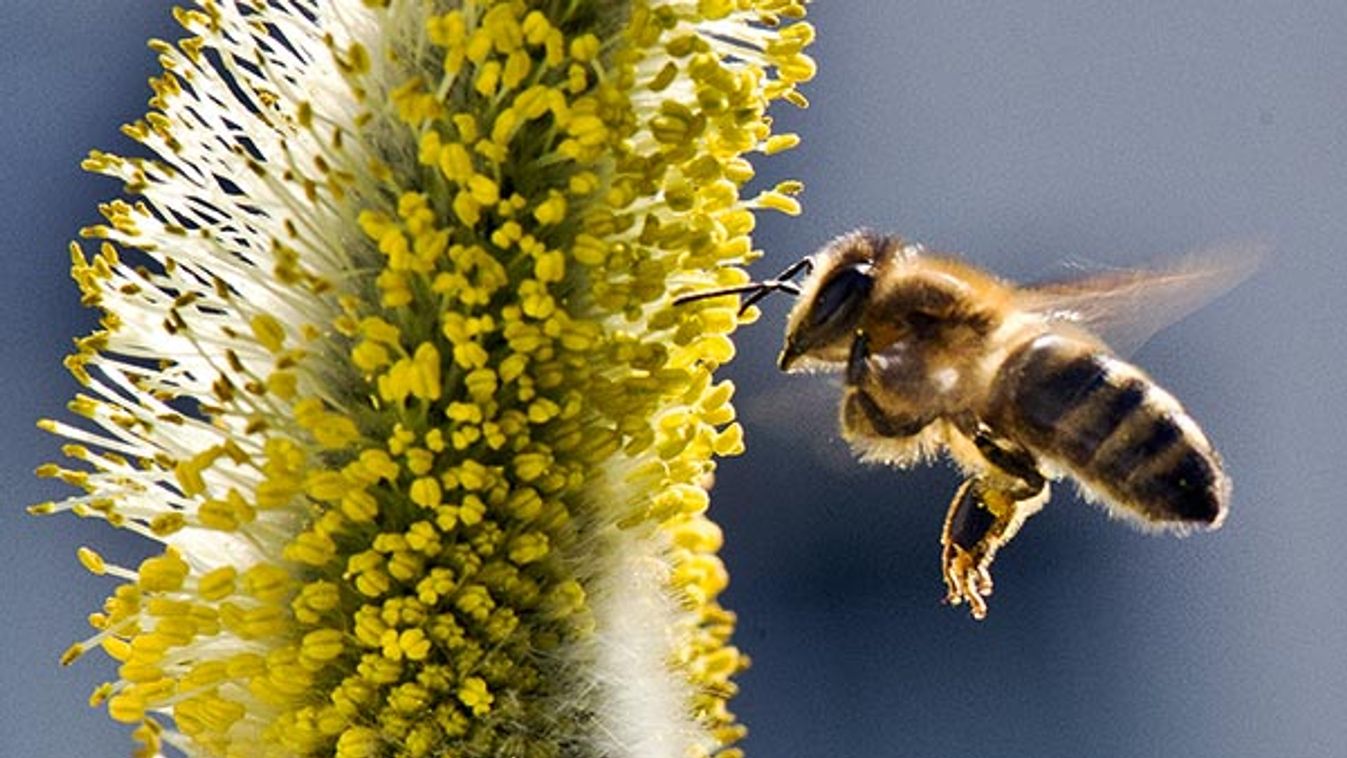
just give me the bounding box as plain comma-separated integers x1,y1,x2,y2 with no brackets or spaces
673,256,814,314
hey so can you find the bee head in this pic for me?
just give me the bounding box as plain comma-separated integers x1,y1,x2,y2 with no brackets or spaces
779,230,897,372
671,229,904,371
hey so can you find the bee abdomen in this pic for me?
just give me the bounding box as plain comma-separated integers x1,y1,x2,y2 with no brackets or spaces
993,334,1228,527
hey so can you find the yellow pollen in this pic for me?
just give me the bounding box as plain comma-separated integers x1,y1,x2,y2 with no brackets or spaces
40,1,812,755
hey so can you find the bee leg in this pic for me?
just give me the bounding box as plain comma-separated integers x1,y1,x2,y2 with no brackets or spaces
972,427,1046,498
843,389,933,438
843,330,933,437
940,472,1049,620
845,329,871,386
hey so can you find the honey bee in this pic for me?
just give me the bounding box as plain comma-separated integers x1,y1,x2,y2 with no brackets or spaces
677,230,1260,619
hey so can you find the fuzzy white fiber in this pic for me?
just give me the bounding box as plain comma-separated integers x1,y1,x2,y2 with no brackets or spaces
584,526,711,758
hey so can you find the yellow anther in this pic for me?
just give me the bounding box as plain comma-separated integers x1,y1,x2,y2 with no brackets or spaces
77,546,107,575
335,727,382,758
303,471,348,502
108,693,147,724
778,53,818,83
452,113,479,143
457,676,494,716
505,487,543,520
342,489,379,523
532,192,567,226
569,34,601,63
197,566,237,601
198,495,255,531
358,315,402,344
438,142,474,183
502,50,532,91
409,477,443,509
713,422,746,456
61,643,85,666
284,529,337,567
522,10,551,45
310,411,360,450
508,533,550,565
242,563,293,604
460,495,487,525
512,452,551,482
352,340,390,372
464,368,498,401
250,313,286,353
481,4,523,51
572,234,607,265
138,549,189,592
452,190,482,227
266,369,298,400
527,398,560,424
452,341,489,370
764,132,802,154
405,448,435,476
400,629,431,661
359,449,400,481
670,517,724,552
300,628,345,666
175,446,223,497
426,11,466,47
229,605,289,639
417,129,442,166
467,174,500,206
425,428,446,452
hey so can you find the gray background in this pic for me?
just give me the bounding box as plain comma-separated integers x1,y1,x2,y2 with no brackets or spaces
3,2,1344,756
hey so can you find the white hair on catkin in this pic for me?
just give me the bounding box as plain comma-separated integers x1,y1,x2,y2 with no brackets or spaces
581,525,712,758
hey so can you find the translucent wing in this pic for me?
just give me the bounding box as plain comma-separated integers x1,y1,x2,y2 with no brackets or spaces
1016,240,1267,356
742,377,863,476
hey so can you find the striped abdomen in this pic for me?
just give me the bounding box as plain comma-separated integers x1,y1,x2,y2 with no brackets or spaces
988,333,1229,528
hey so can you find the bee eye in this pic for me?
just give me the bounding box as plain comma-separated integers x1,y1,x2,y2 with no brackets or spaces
809,264,873,328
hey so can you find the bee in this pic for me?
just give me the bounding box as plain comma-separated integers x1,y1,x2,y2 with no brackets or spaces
677,230,1260,619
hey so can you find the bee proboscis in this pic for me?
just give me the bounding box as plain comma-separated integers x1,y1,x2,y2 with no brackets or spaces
677,231,1261,619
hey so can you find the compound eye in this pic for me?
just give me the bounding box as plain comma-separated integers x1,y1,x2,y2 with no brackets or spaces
809,264,873,328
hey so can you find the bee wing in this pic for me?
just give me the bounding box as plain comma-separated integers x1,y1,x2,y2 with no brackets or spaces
1017,241,1267,356
743,376,864,476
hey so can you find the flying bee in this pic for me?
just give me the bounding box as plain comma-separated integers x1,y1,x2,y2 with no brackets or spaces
677,230,1261,619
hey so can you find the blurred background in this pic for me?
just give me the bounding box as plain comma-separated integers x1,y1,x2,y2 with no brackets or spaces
2,2,1343,756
